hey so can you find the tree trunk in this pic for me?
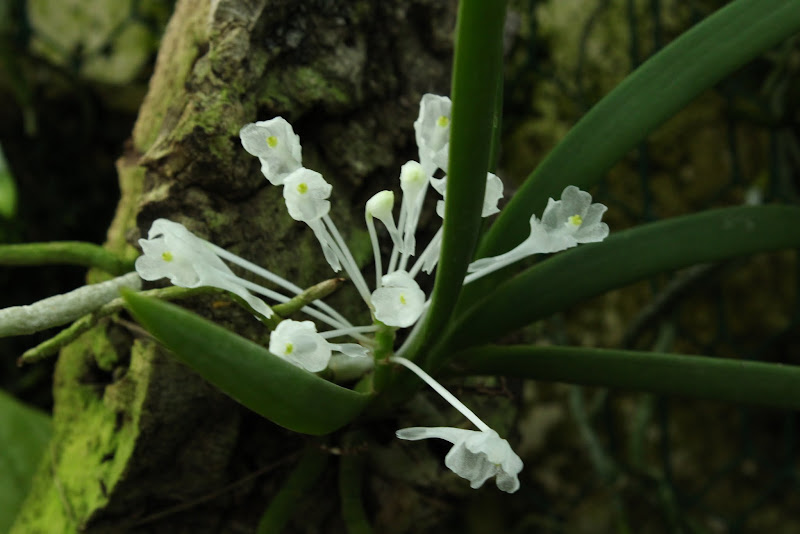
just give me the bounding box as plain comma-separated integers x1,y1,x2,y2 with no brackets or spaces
13,1,458,532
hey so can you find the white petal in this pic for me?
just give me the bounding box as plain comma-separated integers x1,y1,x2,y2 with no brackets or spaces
414,94,452,174
329,343,370,359
240,117,302,185
540,197,562,232
269,320,331,372
444,439,498,489
574,203,610,243
575,221,610,243
136,237,199,286
422,230,442,273
149,219,224,268
560,185,592,218
435,199,445,219
482,173,504,217
283,168,332,222
371,271,425,327
429,173,502,218
431,145,449,175
395,426,473,443
430,176,447,196
449,429,523,493
580,202,608,228
414,94,452,152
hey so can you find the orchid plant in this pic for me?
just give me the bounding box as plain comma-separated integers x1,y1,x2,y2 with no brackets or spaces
3,0,800,529
132,91,609,493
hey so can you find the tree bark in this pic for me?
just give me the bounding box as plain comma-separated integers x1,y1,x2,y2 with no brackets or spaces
13,1,459,532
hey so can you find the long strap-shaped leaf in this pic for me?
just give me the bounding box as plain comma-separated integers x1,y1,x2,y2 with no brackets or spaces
122,290,371,435
400,0,507,362
447,205,800,350
452,345,800,410
479,0,800,259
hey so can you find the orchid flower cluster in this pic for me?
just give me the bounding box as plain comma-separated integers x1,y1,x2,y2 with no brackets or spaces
134,94,610,493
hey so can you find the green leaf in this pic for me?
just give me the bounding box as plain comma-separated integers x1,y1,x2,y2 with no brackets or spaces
400,0,507,362
479,0,800,260
0,145,17,220
122,290,371,435
453,345,800,410
448,206,800,349
0,391,51,532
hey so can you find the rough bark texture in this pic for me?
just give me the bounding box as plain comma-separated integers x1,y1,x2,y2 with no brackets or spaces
13,1,459,532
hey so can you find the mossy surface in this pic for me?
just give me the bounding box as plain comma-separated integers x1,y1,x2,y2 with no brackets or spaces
11,324,138,532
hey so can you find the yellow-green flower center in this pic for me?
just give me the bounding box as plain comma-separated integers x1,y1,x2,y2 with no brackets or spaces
267,135,278,148
297,183,308,194
285,343,294,354
437,115,449,128
161,251,174,262
399,295,407,305
568,214,583,226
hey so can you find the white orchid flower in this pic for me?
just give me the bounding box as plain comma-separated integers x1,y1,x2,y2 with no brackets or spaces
269,320,331,372
135,219,274,318
270,320,373,372
135,220,377,342
390,356,524,494
239,117,302,185
464,186,609,284
371,271,425,327
541,185,609,243
414,94,452,176
282,168,332,222
396,427,523,493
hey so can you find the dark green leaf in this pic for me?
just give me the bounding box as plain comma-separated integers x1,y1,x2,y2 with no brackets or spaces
449,206,800,349
401,0,507,362
0,144,17,220
122,290,371,435
453,345,800,410
0,391,51,532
